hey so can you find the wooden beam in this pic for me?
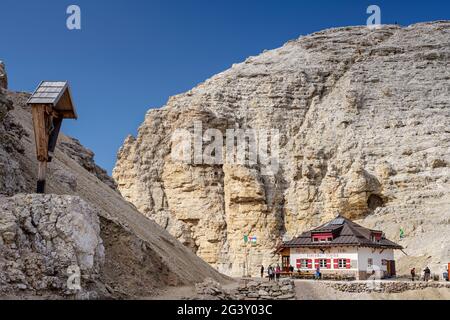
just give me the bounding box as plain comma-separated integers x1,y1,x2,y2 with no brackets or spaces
31,105,50,162
47,116,63,162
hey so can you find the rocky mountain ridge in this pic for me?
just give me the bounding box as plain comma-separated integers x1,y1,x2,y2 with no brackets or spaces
0,62,229,298
113,21,450,276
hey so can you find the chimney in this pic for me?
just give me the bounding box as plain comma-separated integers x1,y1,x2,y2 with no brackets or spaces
0,61,8,90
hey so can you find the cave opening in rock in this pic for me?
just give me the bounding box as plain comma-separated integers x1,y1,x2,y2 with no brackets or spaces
367,194,384,211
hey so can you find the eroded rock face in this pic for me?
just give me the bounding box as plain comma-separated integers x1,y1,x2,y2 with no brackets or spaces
0,61,7,89
113,22,450,276
0,194,104,298
59,137,117,190
0,85,26,196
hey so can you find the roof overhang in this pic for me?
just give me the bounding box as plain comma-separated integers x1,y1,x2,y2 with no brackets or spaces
280,243,403,250
27,81,77,119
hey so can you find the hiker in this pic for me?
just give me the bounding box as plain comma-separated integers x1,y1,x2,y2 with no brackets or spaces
410,268,416,281
315,266,321,280
275,264,281,281
267,266,273,281
423,267,431,282
260,265,264,278
443,266,448,282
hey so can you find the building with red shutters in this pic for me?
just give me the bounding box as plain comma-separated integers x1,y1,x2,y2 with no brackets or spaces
278,216,403,280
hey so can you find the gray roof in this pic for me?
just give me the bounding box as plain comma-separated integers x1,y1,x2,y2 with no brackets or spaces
28,81,68,105
282,216,403,250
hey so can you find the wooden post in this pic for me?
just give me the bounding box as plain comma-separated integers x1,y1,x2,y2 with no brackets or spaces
29,81,77,194
31,105,50,162
31,105,51,193
37,161,47,194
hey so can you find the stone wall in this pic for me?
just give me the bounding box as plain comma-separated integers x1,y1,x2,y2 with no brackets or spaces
194,278,296,300
236,279,296,300
327,281,450,294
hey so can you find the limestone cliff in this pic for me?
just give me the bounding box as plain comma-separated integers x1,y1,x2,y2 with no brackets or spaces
114,21,450,276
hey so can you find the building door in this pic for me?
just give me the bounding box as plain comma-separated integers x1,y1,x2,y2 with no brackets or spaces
387,261,396,277
282,256,290,272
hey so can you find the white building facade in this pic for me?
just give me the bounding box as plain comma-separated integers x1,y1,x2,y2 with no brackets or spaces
279,216,402,280
288,246,396,280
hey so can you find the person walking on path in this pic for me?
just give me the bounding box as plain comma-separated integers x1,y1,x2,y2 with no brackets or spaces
315,266,321,280
260,265,264,279
424,267,431,282
275,264,281,281
410,268,416,281
267,266,273,281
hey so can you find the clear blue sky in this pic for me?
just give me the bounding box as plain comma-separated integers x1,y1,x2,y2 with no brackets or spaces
1,0,449,173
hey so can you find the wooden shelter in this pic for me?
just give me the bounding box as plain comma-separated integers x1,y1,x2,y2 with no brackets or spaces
27,81,77,193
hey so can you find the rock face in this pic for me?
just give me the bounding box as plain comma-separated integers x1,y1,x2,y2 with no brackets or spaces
59,137,117,190
0,61,7,89
0,87,26,196
0,194,104,298
114,21,450,276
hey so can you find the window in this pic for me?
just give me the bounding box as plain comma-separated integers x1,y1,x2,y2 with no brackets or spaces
300,259,308,268
296,259,312,269
371,232,382,242
368,258,373,268
312,233,333,242
316,259,332,269
319,259,327,268
335,258,351,269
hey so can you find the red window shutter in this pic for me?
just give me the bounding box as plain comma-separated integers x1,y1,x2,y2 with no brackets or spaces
307,259,312,269
334,259,339,269
346,259,351,269
296,259,301,269
315,259,319,269
326,259,331,269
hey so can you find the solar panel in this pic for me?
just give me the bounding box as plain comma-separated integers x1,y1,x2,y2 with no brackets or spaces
330,218,345,225
28,81,67,105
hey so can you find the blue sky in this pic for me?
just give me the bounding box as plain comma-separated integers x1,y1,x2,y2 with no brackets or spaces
1,0,449,173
